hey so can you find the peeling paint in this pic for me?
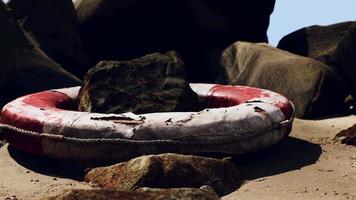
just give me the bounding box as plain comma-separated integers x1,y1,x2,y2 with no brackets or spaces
90,116,144,125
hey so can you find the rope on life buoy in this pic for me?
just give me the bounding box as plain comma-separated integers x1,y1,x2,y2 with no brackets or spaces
0,116,293,146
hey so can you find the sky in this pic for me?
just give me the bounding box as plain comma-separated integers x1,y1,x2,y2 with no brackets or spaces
2,0,356,46
268,0,356,46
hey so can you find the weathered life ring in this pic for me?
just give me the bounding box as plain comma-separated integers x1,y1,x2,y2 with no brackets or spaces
0,83,294,162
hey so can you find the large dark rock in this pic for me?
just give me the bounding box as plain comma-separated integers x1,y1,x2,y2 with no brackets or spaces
78,51,198,114
0,2,81,107
75,0,276,83
41,187,220,200
328,23,356,98
8,0,91,78
84,153,241,196
218,41,348,118
277,22,356,99
277,21,354,61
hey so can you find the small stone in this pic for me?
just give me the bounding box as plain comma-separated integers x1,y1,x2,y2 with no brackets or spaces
341,174,348,177
84,153,242,196
79,51,198,114
335,124,356,146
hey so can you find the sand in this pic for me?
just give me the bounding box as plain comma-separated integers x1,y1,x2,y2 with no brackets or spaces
0,144,92,200
223,116,356,200
0,116,356,200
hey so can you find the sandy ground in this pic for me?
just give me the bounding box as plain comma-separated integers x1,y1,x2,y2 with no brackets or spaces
0,144,92,200
0,116,356,200
224,116,356,200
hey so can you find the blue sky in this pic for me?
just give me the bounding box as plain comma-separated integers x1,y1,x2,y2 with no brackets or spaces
268,0,356,46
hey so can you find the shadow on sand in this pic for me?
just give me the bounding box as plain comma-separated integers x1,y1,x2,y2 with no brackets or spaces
6,136,321,182
231,136,322,180
7,145,87,180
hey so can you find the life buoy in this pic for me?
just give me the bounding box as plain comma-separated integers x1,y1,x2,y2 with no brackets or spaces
0,83,294,162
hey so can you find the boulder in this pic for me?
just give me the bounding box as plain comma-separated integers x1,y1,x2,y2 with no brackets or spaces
218,41,348,118
0,2,81,107
41,187,220,200
277,22,356,99
75,0,276,82
277,21,354,61
328,22,356,98
84,153,241,196
8,0,91,78
78,51,198,114
335,124,356,146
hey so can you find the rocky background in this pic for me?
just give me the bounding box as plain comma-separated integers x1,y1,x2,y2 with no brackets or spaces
0,0,356,199
1,0,356,119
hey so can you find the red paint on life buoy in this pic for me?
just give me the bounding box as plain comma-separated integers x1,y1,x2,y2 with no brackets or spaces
23,91,74,111
207,85,293,120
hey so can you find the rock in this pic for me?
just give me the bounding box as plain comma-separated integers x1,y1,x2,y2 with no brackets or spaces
75,0,276,82
84,153,241,196
277,22,356,99
328,22,356,98
335,124,356,146
0,2,81,107
218,41,348,118
86,155,163,191
277,21,354,61
8,0,91,78
41,187,220,200
136,187,220,200
78,51,198,114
